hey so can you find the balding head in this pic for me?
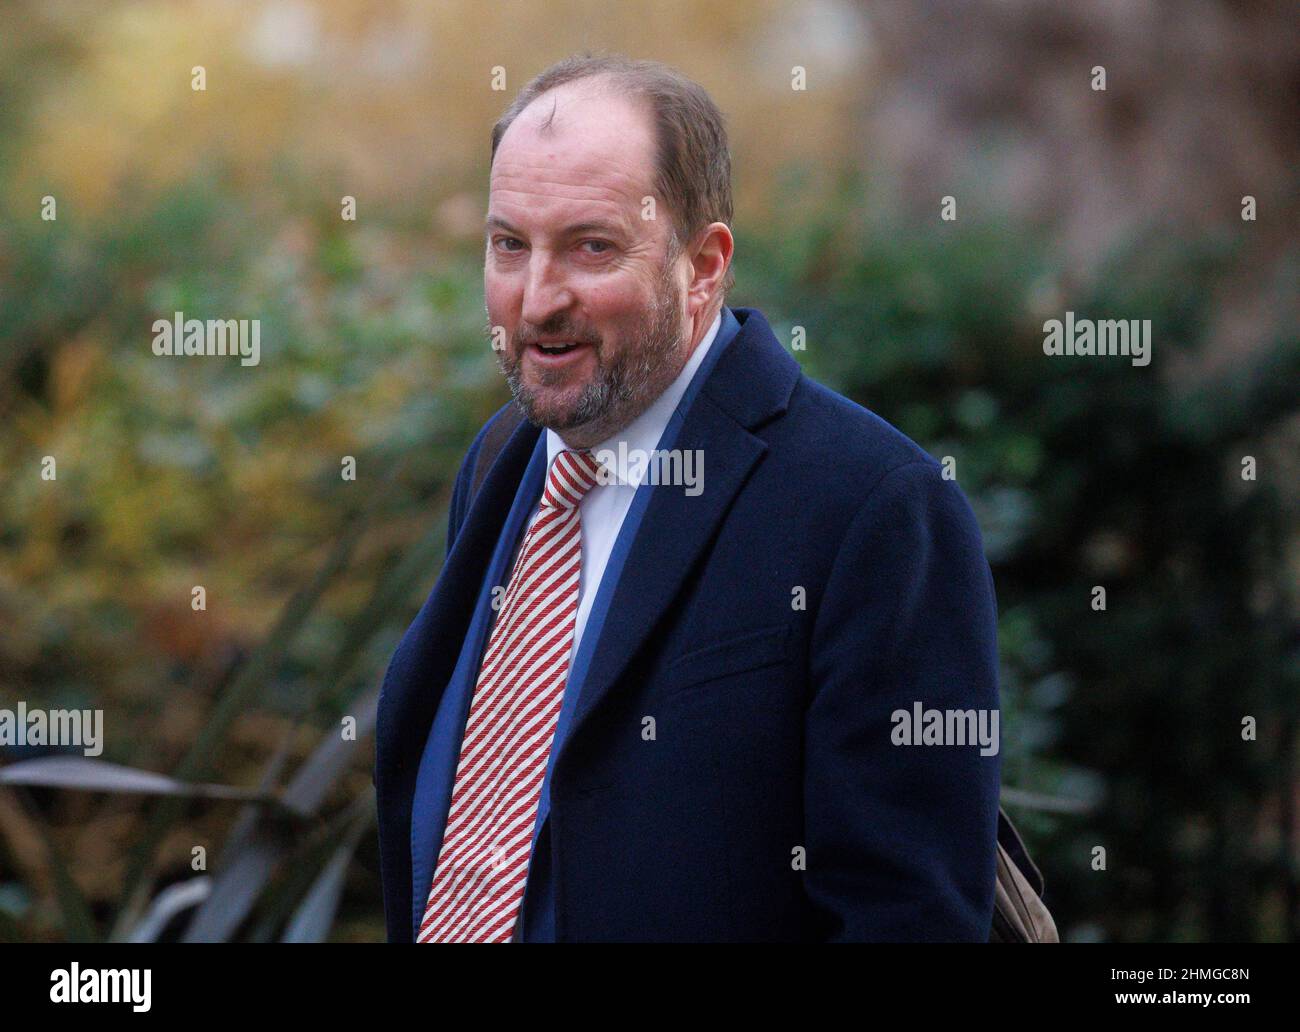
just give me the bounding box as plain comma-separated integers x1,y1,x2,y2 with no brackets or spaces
484,56,733,447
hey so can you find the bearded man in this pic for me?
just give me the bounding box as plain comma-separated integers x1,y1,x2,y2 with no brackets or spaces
374,53,1002,943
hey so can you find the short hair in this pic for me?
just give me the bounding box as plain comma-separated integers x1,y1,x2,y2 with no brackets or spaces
490,52,735,299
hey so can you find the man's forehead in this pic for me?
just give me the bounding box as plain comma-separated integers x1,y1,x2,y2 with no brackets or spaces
513,76,644,140
493,86,654,192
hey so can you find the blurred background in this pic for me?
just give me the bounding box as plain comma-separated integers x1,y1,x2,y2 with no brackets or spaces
0,0,1296,943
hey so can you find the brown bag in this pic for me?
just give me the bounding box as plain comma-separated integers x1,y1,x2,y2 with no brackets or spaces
991,808,1059,942
468,404,1059,943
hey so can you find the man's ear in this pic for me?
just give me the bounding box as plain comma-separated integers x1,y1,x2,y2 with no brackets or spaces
687,222,733,311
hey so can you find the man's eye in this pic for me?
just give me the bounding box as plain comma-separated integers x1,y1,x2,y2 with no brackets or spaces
581,239,611,255
494,237,524,252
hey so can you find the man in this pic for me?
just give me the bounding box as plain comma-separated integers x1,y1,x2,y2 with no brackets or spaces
374,54,1001,942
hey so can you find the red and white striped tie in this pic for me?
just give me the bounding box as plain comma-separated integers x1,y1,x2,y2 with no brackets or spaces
418,447,604,943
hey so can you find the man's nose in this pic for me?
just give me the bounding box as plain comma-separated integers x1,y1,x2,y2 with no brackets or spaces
520,250,575,328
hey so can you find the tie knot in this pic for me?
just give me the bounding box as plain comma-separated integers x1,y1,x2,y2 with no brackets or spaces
541,449,604,509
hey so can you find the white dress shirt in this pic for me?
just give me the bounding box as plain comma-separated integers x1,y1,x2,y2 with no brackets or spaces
510,308,722,657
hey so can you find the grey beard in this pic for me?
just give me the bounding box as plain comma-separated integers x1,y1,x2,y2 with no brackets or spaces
496,269,684,437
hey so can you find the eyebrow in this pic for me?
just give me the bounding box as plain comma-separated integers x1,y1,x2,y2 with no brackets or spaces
485,214,628,239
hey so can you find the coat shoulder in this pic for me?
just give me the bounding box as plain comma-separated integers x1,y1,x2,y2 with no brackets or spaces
776,374,945,506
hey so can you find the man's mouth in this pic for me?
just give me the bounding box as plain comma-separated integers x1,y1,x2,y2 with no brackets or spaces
526,340,594,366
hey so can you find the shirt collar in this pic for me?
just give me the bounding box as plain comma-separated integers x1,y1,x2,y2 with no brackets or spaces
545,307,724,488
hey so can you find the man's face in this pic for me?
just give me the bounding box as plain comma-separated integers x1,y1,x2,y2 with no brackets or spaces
484,80,690,447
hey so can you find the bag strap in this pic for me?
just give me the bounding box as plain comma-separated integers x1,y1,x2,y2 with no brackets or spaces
468,402,527,502
992,806,1058,942
997,807,1045,896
